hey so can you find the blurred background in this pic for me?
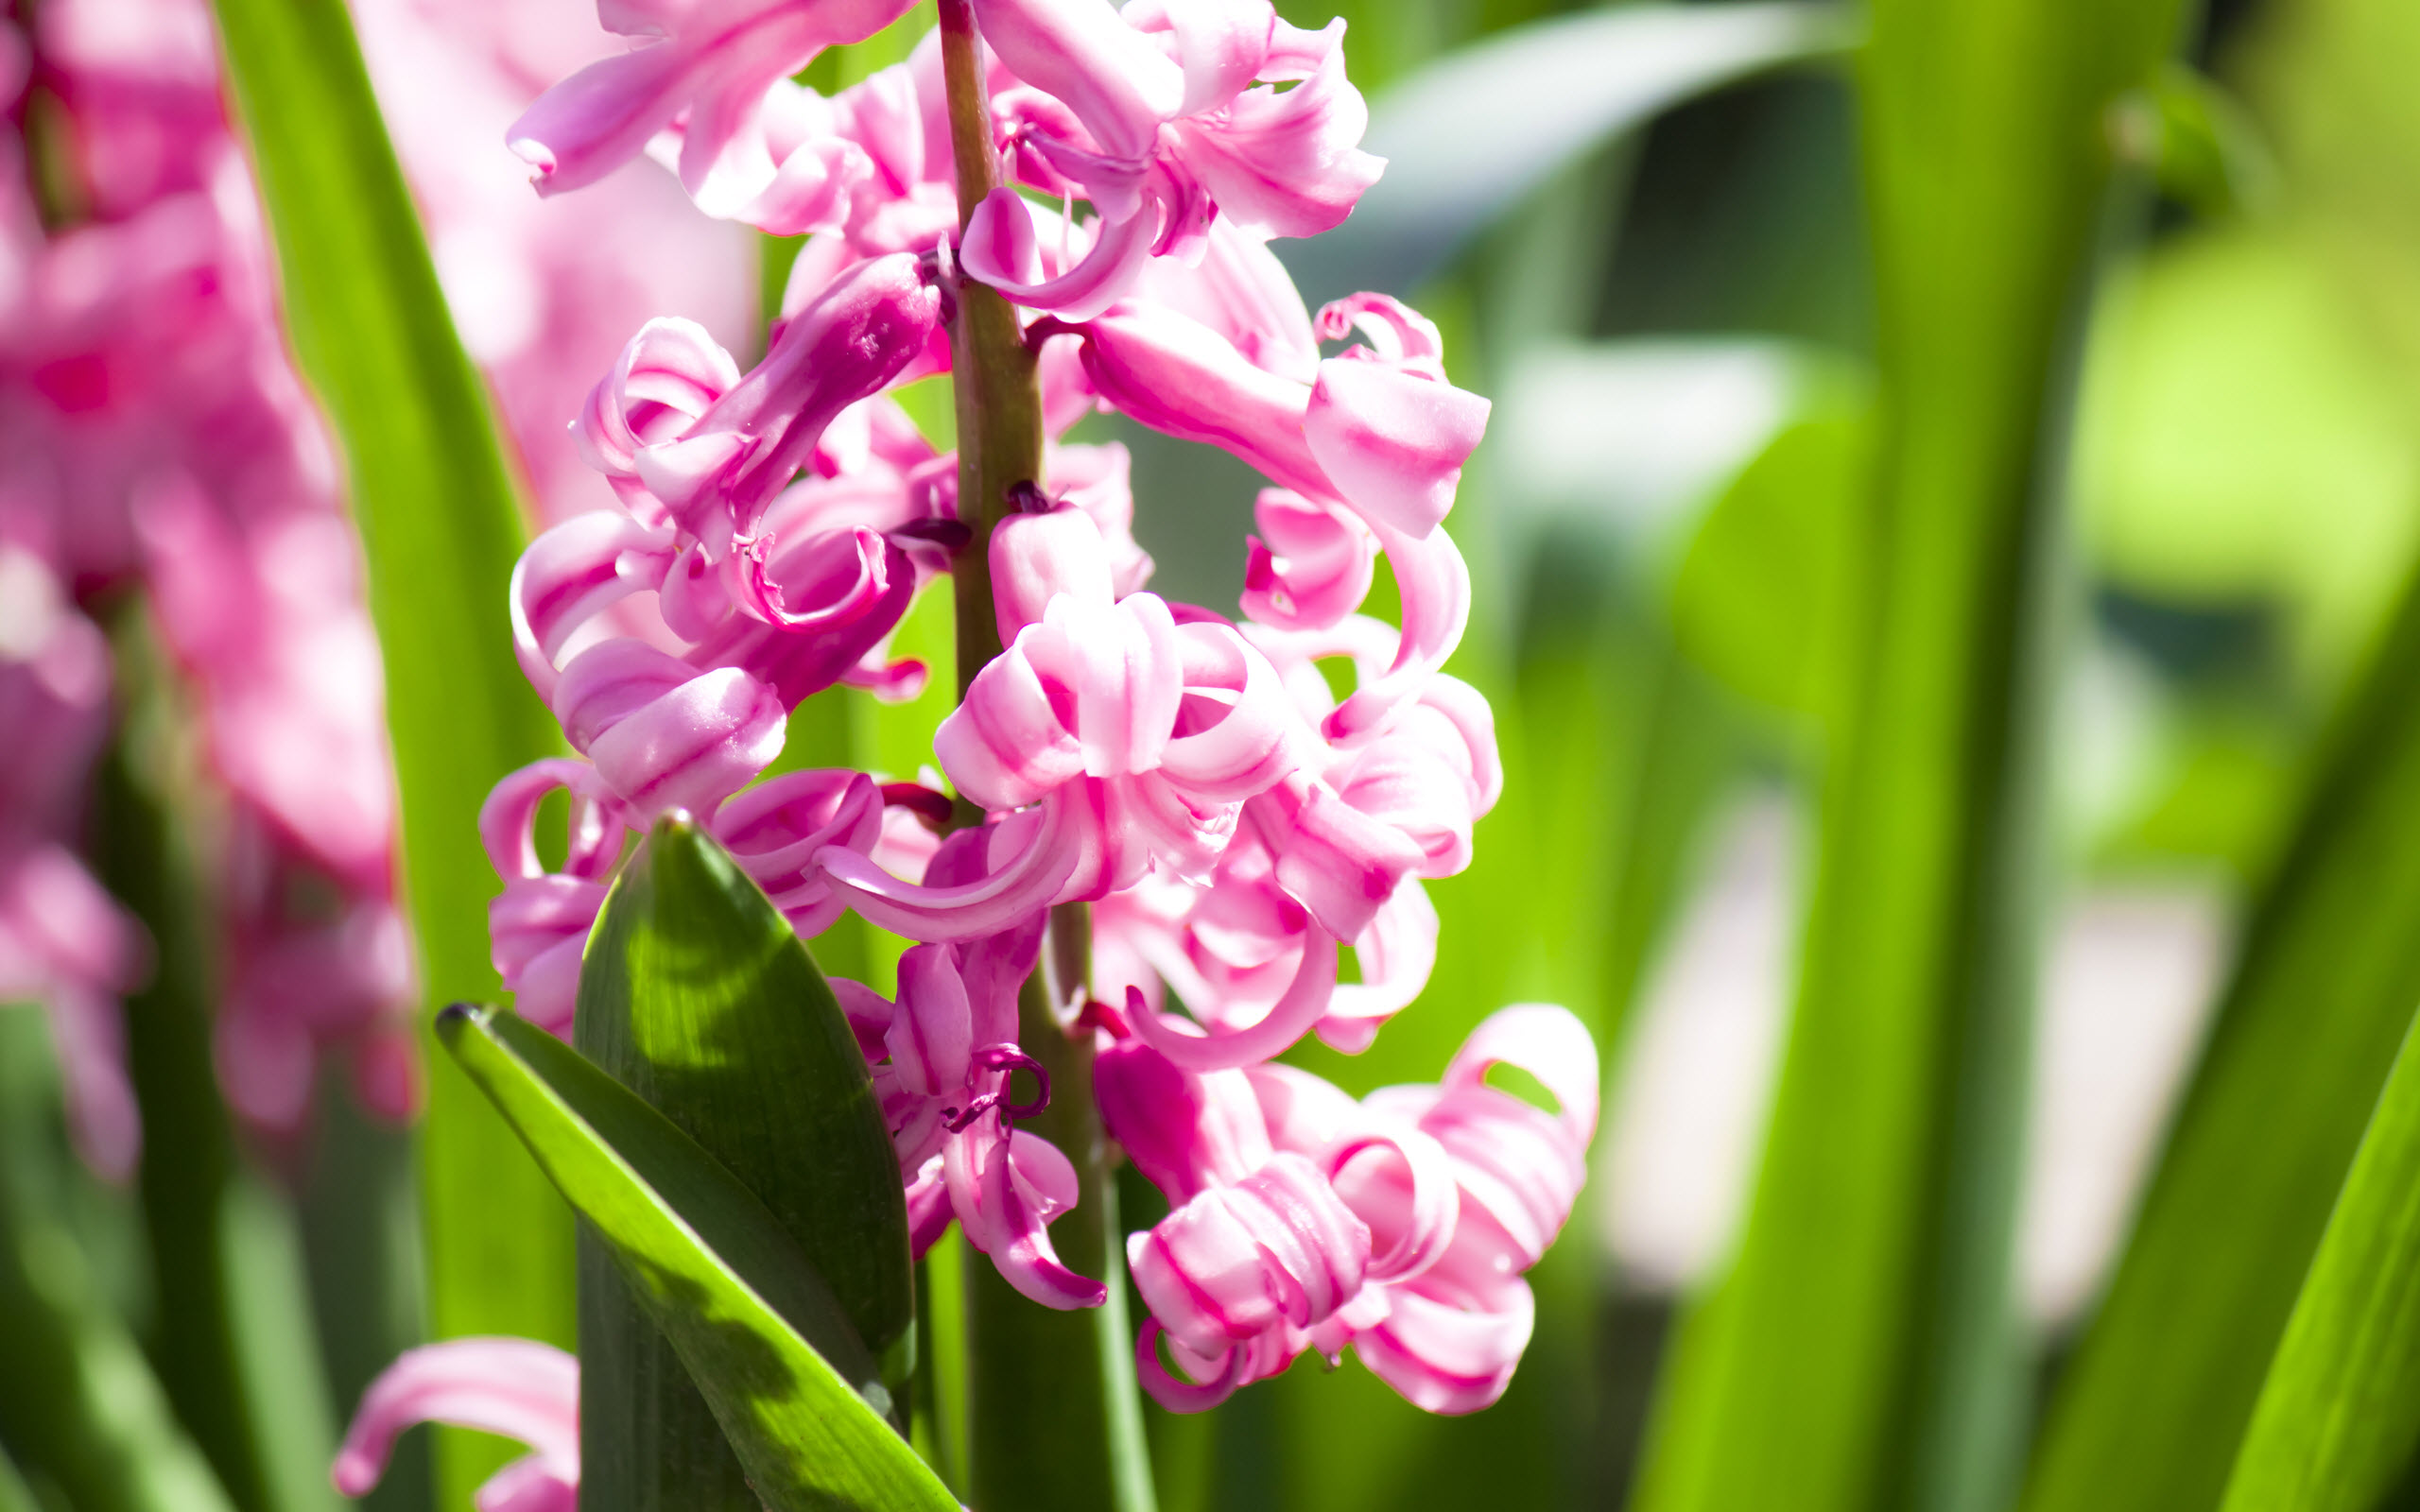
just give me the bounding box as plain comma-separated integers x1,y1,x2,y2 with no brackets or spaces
7,0,2420,1505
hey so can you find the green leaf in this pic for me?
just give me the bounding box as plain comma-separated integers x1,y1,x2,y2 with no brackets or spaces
0,1441,35,1512
95,612,342,1512
2022,562,2420,1512
1668,372,1874,744
1632,0,2192,1506
1282,1,1856,304
2215,1009,2420,1512
200,0,575,1496
436,1003,958,1512
574,815,914,1507
0,1008,237,1512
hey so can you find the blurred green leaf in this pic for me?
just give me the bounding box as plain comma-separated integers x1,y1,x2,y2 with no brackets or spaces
1668,369,1874,742
0,1442,34,1512
202,0,575,1497
438,1003,956,1512
1284,1,1856,304
2022,559,2420,1512
2106,65,2280,219
0,1009,237,1512
2215,1010,2420,1512
96,614,341,1512
1634,0,2191,1506
2073,228,2420,684
574,816,913,1507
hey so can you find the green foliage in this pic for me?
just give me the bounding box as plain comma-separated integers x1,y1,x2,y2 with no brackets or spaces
0,1009,237,1512
438,1003,956,1512
2022,558,2420,1512
1668,371,1874,744
1634,0,2193,1508
200,0,573,1498
96,612,341,1512
1287,2,1855,305
573,816,914,1508
2217,1011,2420,1512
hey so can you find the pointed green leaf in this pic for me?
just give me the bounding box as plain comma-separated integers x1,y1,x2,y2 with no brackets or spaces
2025,564,2420,1512
579,815,913,1357
1634,0,2192,1506
574,815,913,1508
2217,1009,2420,1512
436,1003,958,1512
0,1008,237,1512
199,0,576,1500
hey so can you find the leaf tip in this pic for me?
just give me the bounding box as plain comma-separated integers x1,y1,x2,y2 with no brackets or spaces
435,1000,491,1050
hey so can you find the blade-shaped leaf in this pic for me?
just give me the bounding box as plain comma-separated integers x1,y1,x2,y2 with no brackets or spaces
199,0,576,1502
436,1003,958,1512
1632,0,2192,1506
1280,2,1855,305
575,815,914,1508
2022,562,2420,1512
95,616,341,1512
580,815,912,1357
2217,1008,2420,1512
0,1008,238,1512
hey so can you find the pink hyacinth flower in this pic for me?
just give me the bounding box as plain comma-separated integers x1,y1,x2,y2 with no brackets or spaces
819,508,1309,956
1102,1005,1596,1416
1055,289,1487,743
479,756,894,1032
957,0,1381,316
333,1339,579,1512
837,834,1106,1310
507,0,918,201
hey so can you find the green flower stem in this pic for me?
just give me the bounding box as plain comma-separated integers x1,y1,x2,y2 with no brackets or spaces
933,7,1154,1503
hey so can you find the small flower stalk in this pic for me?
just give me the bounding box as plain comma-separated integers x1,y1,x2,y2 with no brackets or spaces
349,0,1601,1480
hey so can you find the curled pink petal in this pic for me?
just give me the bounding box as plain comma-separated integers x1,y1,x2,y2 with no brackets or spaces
1242,490,1374,632
1303,356,1489,541
1134,1319,1250,1412
1125,921,1335,1070
887,942,975,1097
947,1124,1108,1310
1127,1150,1368,1358
332,1339,578,1500
1352,1279,1534,1417
1094,1037,1271,1203
582,664,787,820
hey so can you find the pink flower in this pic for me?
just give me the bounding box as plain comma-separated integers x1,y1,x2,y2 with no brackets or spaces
506,0,920,201
0,0,427,1141
956,0,1381,316
818,507,1311,946
0,549,143,1174
1104,1004,1598,1415
836,832,1106,1309
333,1339,579,1512
477,756,892,1032
1050,288,1488,743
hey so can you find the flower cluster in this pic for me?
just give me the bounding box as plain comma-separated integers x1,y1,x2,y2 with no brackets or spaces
427,0,1596,1453
0,0,413,1160
0,0,752,1165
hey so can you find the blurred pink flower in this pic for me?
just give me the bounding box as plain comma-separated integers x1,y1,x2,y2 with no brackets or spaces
334,1338,579,1512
